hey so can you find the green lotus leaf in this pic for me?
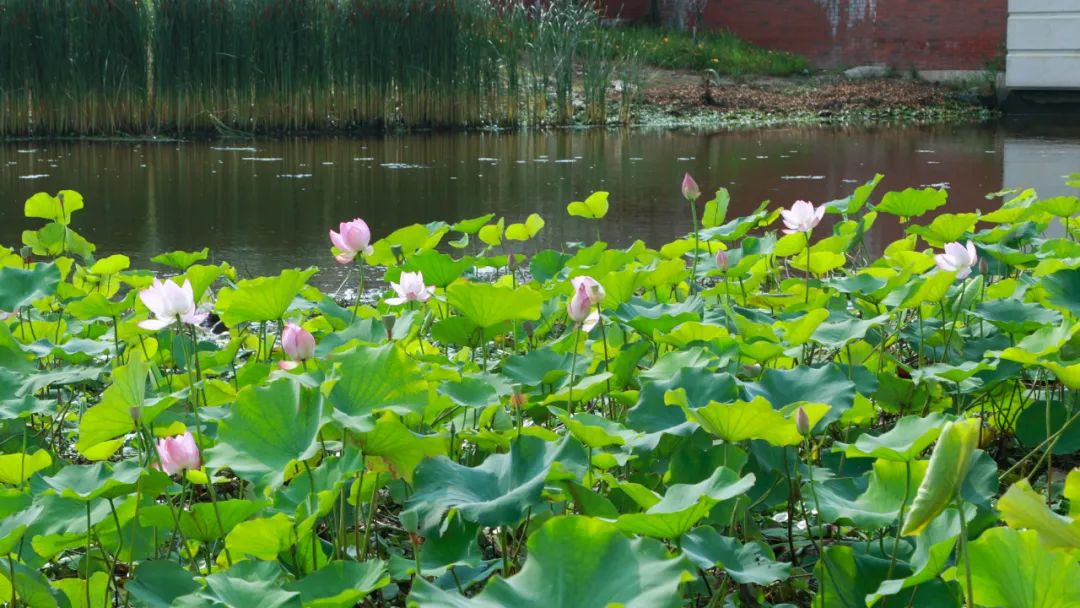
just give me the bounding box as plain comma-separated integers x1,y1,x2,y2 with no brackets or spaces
529,250,571,283
282,560,390,608
901,419,979,536
22,222,96,259
836,413,948,461
76,353,147,459
1015,399,1080,454
24,190,83,225
615,297,702,337
971,299,1061,334
567,191,609,220
678,395,829,446
815,459,927,529
1040,267,1080,318
205,379,321,488
477,218,505,248
88,254,130,276
409,516,689,608
176,561,301,608
813,545,958,608
126,560,201,608
41,460,143,502
400,250,473,288
1034,195,1080,218
439,375,498,409
216,267,317,327
401,436,585,534
0,450,52,486
906,213,979,246
627,367,735,435
446,281,542,330
452,213,496,234
66,291,136,320
52,571,111,608
956,528,1080,608
868,506,969,605
328,344,428,417
151,248,210,271
615,466,754,538
140,499,267,543
998,479,1080,550
0,263,60,311
356,415,446,484
680,527,789,585
744,364,855,425
0,559,60,608
699,188,730,228
874,187,947,220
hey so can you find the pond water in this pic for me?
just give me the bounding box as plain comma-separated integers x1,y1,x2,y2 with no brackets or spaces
2,119,1077,286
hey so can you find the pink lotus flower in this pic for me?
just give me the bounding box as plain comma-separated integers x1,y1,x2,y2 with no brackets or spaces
281,322,315,368
138,278,206,331
155,431,200,475
386,271,434,305
796,406,811,436
567,281,592,324
570,275,605,306
681,173,701,202
329,218,374,264
935,241,978,279
715,249,729,270
781,200,825,234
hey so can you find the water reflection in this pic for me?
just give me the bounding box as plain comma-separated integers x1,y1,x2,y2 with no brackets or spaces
0,122,1064,286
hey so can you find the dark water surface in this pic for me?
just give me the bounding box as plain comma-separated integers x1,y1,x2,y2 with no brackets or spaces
2,120,1077,286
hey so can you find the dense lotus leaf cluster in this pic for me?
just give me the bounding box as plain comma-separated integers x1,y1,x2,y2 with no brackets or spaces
2,174,1080,607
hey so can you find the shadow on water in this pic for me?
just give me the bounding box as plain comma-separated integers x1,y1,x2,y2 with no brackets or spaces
1,119,1075,286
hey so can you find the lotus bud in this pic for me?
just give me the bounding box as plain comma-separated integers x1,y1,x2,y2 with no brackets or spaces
281,322,315,361
155,431,201,475
795,406,811,436
382,314,396,337
715,248,728,270
510,385,528,409
681,173,701,202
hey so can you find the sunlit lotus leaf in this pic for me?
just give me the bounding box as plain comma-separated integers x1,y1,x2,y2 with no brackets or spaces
505,213,545,241
901,419,979,536
24,190,83,225
76,353,147,459
956,528,1080,608
283,560,390,608
66,291,136,320
328,344,428,417
616,466,754,538
0,263,60,312
216,268,316,327
357,415,446,484
223,513,297,562
998,479,1080,549
140,499,267,543
151,248,210,270
1068,469,1080,518
446,281,542,329
906,213,979,246
699,201,774,241
701,188,730,228
0,450,51,486
627,367,736,435
88,254,130,276
478,217,505,247
776,309,829,346
452,214,495,234
561,412,639,449
22,223,96,259
409,516,689,608
874,187,947,220
52,571,111,608
996,320,1080,364
401,436,584,533
184,263,229,301
656,321,732,349
791,249,846,276
677,395,828,446
887,270,954,309
681,527,789,585
1034,195,1080,218
815,458,927,529
566,191,609,220
833,173,883,215
543,373,612,406
836,413,948,461
367,223,449,267
206,379,321,488
0,560,60,608
773,231,807,257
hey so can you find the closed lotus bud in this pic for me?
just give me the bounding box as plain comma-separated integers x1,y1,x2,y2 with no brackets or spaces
795,406,811,436
382,314,397,337
715,248,728,270
681,173,700,202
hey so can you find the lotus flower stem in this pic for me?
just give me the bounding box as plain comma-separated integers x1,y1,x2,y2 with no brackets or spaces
941,281,968,362
688,199,700,294
956,494,974,608
362,485,380,560
568,326,581,415
351,259,366,324
302,460,320,570
886,460,912,581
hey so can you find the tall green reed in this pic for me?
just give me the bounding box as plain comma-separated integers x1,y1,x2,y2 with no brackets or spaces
0,0,625,136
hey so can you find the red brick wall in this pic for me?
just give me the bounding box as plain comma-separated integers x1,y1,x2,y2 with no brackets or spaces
601,0,1006,70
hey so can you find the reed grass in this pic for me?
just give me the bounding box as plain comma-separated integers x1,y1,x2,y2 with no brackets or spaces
4,0,799,135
